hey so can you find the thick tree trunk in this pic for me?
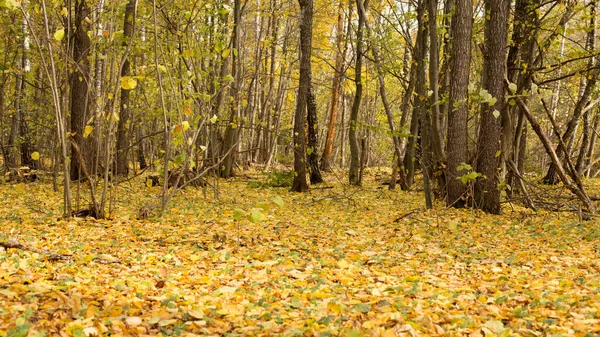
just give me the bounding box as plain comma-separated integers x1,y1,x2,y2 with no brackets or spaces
446,0,473,208
70,0,92,181
474,0,509,214
348,0,367,186
116,0,137,176
291,0,315,192
321,0,346,172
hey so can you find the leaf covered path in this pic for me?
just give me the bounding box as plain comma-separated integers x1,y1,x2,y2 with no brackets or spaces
1,173,600,336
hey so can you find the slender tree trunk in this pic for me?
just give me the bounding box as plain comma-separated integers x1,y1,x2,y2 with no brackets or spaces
349,0,368,186
446,0,473,208
321,0,346,171
291,0,315,192
307,76,323,183
505,0,539,194
7,51,25,169
70,0,92,181
584,111,599,177
221,0,241,178
427,0,444,162
402,0,427,190
474,0,509,214
261,3,278,163
116,0,137,176
356,0,403,177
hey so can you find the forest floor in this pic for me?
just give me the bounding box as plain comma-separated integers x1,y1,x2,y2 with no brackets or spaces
1,168,600,337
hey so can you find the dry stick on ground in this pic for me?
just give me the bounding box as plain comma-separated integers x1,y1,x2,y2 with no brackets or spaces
0,240,121,264
511,81,595,213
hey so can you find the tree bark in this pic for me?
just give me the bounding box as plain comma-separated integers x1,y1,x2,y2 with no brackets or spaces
446,0,473,208
116,0,138,176
474,0,509,214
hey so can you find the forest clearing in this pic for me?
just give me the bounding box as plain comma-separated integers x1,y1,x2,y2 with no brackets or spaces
1,171,600,336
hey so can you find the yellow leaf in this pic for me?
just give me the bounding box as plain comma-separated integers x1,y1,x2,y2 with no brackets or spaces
83,125,94,138
146,179,153,188
327,301,343,314
182,121,190,131
54,29,65,41
120,76,137,90
31,152,40,161
66,322,85,337
337,259,349,268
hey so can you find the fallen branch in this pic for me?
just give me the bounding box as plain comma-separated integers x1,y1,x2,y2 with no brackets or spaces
0,240,120,264
0,240,73,261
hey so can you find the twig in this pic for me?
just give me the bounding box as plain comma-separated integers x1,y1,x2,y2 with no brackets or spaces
394,209,422,223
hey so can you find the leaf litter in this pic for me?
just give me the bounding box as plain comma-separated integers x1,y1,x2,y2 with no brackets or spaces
1,172,600,336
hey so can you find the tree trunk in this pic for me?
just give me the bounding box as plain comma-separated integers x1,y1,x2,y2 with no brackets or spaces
506,0,539,194
307,76,323,183
474,0,509,214
402,0,427,190
446,0,473,208
70,0,92,181
221,0,241,178
356,0,403,178
321,0,346,172
427,0,444,162
348,0,367,186
116,0,138,176
291,0,315,192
